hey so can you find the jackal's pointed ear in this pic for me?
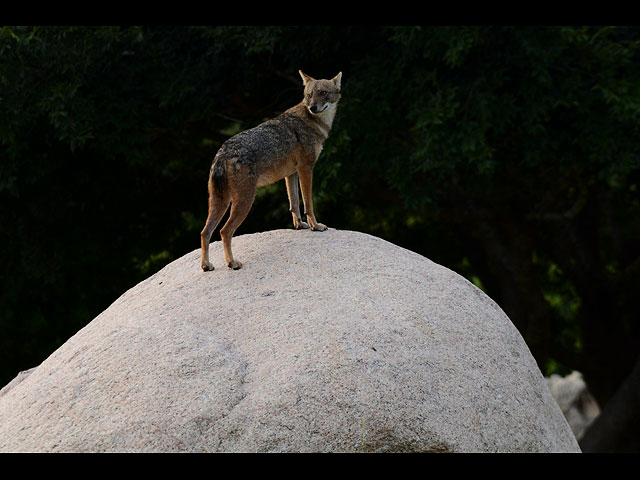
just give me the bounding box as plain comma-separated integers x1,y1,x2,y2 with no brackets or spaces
299,70,315,86
332,72,342,90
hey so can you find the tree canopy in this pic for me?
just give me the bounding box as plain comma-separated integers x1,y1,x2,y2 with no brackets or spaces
1,26,638,451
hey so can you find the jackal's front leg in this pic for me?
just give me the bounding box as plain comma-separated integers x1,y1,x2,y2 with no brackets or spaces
285,173,309,230
298,165,327,231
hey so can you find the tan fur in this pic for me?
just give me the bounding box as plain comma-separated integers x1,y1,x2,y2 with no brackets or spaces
200,70,342,271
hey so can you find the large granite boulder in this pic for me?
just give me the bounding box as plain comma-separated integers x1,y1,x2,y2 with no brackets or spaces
0,229,580,452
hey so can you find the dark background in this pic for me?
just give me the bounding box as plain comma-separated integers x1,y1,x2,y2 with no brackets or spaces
1,26,638,452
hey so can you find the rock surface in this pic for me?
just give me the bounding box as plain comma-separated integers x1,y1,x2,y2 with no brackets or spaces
0,229,580,452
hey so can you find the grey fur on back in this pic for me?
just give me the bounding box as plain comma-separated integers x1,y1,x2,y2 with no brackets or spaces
210,105,326,195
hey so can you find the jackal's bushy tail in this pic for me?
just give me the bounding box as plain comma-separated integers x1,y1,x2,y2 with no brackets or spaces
211,158,227,195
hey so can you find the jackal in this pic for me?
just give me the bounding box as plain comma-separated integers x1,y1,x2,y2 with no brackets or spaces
200,70,342,271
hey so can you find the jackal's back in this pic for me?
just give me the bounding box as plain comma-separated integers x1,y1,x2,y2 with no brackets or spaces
210,106,325,193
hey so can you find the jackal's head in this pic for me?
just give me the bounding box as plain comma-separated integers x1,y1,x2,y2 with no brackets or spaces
299,70,342,115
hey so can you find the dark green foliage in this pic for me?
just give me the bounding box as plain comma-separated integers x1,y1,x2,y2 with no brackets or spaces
1,26,639,450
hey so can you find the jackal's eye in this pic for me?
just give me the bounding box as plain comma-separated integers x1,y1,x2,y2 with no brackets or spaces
319,90,326,96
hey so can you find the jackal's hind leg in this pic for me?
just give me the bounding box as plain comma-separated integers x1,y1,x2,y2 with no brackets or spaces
285,173,309,230
201,192,230,271
220,193,255,270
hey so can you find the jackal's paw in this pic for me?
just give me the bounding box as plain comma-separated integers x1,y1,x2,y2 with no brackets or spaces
294,221,310,230
228,260,243,270
311,222,328,231
201,262,215,272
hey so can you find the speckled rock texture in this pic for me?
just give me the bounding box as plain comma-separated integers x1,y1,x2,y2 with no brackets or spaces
0,229,580,452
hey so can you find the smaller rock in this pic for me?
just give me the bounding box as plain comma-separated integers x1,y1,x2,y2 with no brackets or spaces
547,371,600,440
